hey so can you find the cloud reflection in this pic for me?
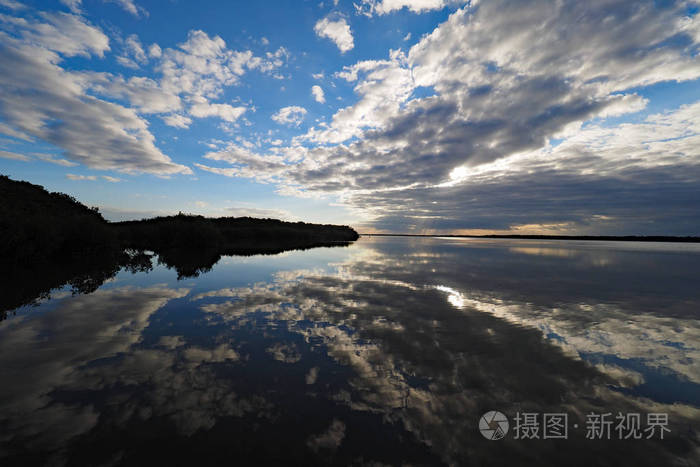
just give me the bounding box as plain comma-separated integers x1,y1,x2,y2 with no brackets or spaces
2,238,699,465
192,238,700,465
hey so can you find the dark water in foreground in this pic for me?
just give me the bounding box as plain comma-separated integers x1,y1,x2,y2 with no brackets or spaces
1,237,699,466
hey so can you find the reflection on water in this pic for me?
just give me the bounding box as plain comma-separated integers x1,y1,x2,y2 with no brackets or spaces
1,237,699,465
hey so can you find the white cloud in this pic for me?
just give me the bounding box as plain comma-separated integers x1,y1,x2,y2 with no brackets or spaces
198,1,700,234
314,17,354,53
298,1,700,188
102,175,121,182
59,0,81,14
115,55,139,69
158,30,249,98
66,173,97,181
190,100,246,122
0,149,29,160
226,205,291,219
162,113,192,129
0,11,290,175
0,122,31,140
271,106,307,127
87,74,182,114
403,32,411,41
34,152,78,166
147,43,161,58
116,33,147,68
0,11,110,57
259,46,290,72
106,0,146,17
356,0,459,16
304,50,413,144
0,15,191,175
0,0,25,10
156,30,285,124
311,85,325,103
195,142,289,182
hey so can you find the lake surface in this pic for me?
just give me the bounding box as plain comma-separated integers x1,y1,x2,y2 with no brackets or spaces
1,237,699,466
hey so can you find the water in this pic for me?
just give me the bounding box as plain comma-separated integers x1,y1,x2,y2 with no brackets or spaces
1,237,699,466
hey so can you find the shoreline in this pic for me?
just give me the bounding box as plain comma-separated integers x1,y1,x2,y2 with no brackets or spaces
359,233,700,243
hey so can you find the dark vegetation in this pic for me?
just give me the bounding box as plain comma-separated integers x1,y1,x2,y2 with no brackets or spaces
0,174,357,318
0,175,118,263
115,214,359,253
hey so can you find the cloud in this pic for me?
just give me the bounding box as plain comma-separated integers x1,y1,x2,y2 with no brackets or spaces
106,0,146,17
0,0,25,10
0,149,29,160
224,205,291,219
59,0,81,14
189,100,247,122
351,100,700,234
0,286,190,450
87,73,182,114
116,33,147,68
0,149,77,165
102,175,121,182
194,142,288,182
266,342,301,363
34,152,78,166
314,17,354,53
158,30,253,98
57,0,146,16
0,122,31,140
162,114,192,128
311,85,325,103
304,49,413,144
147,43,161,58
0,11,110,57
189,244,700,465
305,366,319,384
197,0,700,234
271,106,307,127
306,419,345,452
356,0,459,16
0,10,288,177
0,11,192,176
156,30,285,124
66,173,97,181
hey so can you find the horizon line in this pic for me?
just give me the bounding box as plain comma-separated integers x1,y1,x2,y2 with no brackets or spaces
358,233,700,243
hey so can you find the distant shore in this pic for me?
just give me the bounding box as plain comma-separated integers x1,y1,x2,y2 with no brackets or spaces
1,174,359,264
360,233,700,243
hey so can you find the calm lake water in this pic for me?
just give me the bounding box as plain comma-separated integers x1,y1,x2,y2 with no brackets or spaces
1,237,699,466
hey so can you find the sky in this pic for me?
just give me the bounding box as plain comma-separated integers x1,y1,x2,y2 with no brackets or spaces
1,0,699,235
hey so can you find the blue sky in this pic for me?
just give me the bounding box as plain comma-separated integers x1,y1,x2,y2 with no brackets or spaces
1,0,700,234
